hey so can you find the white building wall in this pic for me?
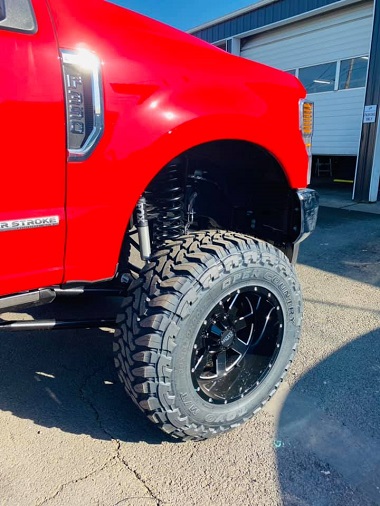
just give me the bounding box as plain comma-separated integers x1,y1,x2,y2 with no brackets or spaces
241,1,373,155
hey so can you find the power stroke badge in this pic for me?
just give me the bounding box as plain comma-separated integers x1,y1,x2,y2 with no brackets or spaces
0,216,60,232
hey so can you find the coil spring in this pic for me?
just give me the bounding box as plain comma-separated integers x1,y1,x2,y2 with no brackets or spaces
146,161,186,249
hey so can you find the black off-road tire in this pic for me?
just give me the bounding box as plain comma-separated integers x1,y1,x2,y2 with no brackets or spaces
114,231,302,441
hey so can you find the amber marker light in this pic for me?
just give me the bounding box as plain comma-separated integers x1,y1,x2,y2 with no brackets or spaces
302,101,314,137
300,100,314,183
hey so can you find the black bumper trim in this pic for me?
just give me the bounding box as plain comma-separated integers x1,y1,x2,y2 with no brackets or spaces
295,188,319,244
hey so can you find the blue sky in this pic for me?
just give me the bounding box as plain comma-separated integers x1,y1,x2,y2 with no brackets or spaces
110,1,259,31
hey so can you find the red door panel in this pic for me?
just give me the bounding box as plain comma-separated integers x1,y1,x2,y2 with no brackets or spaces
0,0,66,297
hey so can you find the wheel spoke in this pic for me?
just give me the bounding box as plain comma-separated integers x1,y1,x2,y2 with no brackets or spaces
228,291,240,311
210,324,223,337
230,338,249,356
215,351,227,376
252,306,276,347
234,319,247,332
255,296,262,311
234,311,254,332
193,350,209,372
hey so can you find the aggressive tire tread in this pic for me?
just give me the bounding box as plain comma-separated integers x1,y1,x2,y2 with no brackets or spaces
114,231,302,441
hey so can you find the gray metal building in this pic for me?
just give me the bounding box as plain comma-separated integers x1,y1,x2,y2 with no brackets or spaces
190,0,380,202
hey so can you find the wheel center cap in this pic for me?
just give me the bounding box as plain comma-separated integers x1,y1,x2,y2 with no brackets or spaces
220,329,235,347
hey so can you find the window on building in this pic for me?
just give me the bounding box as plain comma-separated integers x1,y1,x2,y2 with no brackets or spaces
286,69,296,76
339,57,368,90
0,0,5,21
214,41,227,51
298,62,336,93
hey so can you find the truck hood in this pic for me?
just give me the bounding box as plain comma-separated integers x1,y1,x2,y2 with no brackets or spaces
48,0,305,101
48,0,308,189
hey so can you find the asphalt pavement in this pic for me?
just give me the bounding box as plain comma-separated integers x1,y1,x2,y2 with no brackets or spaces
0,206,379,506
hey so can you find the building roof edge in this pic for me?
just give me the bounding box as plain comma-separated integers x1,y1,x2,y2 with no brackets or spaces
188,0,277,33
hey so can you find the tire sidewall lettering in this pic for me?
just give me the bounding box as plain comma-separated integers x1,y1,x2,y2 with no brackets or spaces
263,270,296,324
221,268,259,290
204,408,248,423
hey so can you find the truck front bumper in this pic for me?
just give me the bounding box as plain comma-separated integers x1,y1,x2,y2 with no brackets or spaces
291,188,319,263
295,188,319,243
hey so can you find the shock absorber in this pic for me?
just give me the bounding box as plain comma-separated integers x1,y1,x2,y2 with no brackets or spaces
145,158,186,250
136,196,151,261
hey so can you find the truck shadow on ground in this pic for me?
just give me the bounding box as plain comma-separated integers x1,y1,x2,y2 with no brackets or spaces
275,329,380,506
0,297,173,445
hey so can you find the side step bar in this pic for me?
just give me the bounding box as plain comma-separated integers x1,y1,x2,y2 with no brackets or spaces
0,289,56,312
0,286,126,313
0,318,117,331
0,286,122,331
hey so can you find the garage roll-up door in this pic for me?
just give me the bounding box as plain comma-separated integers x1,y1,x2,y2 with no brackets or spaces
241,1,373,155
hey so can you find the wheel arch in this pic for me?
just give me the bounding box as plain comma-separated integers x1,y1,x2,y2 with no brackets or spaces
167,139,299,254
118,138,301,270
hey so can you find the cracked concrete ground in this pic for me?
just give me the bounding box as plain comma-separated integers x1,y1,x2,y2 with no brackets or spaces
0,207,379,506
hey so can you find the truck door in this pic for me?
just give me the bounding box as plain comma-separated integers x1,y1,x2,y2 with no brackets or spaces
0,0,66,297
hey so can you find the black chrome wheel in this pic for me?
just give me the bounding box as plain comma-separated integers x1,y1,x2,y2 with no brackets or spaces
191,287,284,404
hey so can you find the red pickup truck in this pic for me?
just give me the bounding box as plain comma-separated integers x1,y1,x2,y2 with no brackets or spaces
0,0,318,441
